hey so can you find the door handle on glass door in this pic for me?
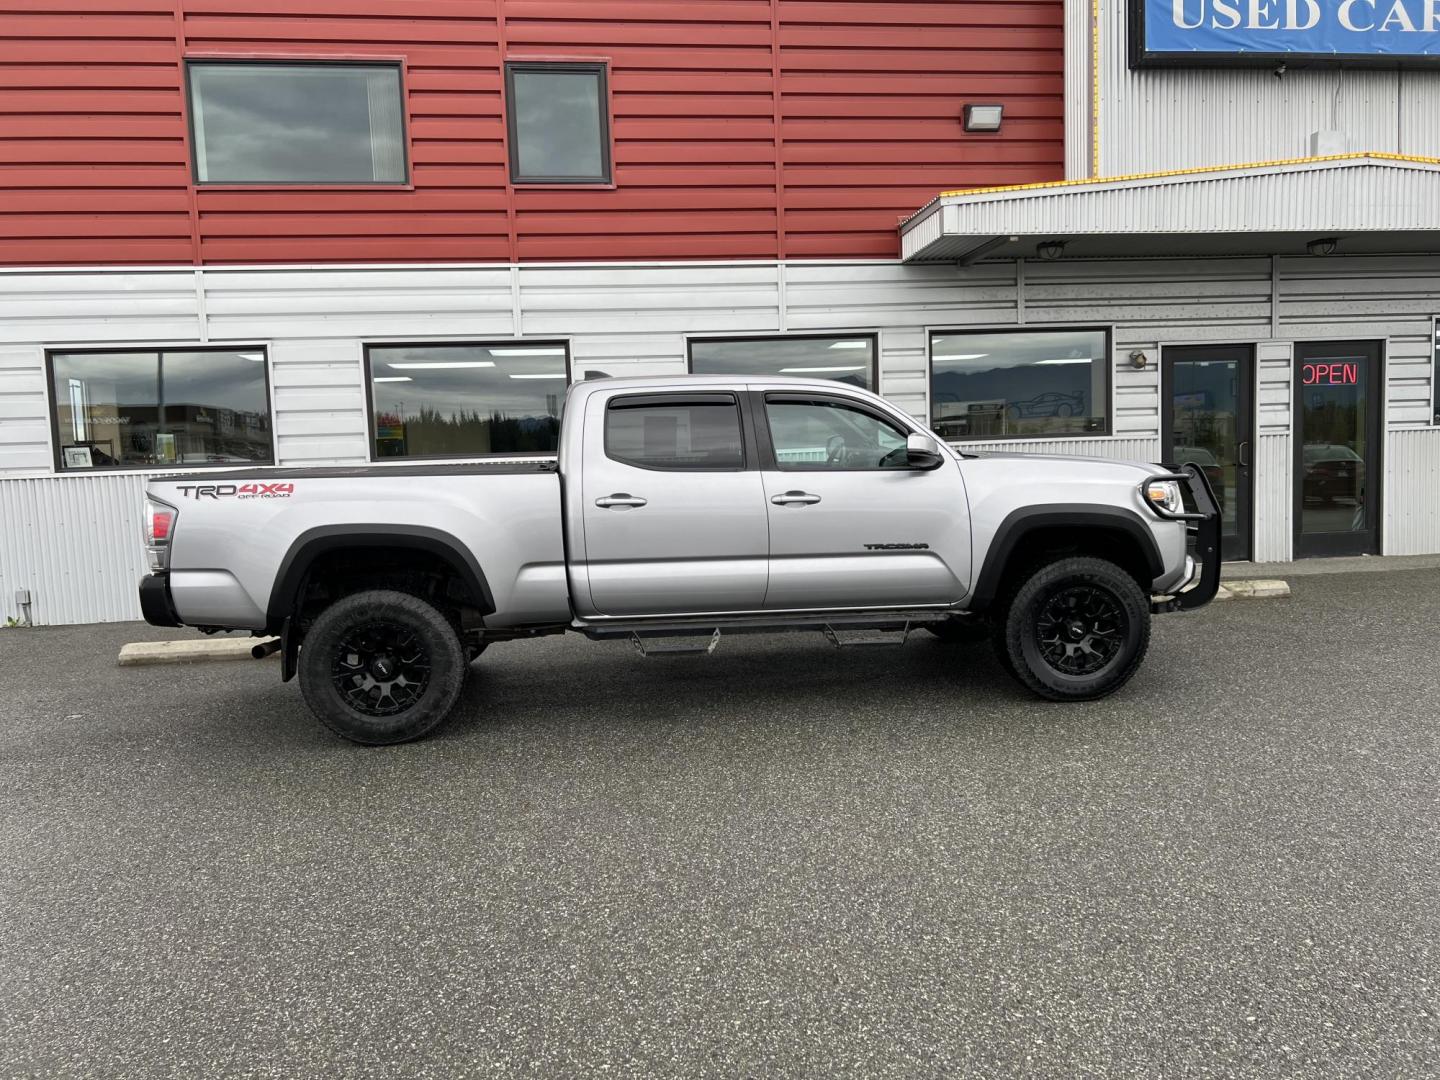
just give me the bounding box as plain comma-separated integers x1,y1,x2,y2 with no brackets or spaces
595,494,647,509
1237,441,1250,467
771,491,821,506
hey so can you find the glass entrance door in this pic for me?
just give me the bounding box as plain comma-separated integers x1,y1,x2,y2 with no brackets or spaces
1294,341,1382,558
1162,345,1253,562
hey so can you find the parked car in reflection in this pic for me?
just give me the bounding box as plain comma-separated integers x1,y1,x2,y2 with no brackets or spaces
1302,443,1363,503
1172,445,1224,493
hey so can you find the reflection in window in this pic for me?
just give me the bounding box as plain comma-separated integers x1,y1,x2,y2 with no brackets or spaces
605,396,744,471
51,349,272,470
688,335,876,390
366,343,568,458
765,397,907,470
506,63,610,183
929,329,1110,440
188,62,406,183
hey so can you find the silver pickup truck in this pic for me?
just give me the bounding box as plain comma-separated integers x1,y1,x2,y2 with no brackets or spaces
139,375,1219,744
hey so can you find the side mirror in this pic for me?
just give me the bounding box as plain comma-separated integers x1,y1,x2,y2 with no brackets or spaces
905,432,945,470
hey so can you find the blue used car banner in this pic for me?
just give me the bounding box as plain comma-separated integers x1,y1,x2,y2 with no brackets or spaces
1138,0,1440,61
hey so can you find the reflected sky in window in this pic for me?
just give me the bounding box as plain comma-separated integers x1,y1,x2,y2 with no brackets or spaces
190,63,405,183
510,69,605,180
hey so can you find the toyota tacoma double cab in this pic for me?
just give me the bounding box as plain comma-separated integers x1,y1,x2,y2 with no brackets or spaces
139,375,1218,745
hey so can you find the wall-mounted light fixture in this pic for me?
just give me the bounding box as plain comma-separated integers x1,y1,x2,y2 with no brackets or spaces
1129,350,1149,370
962,104,1004,133
1306,236,1339,257
1036,240,1066,261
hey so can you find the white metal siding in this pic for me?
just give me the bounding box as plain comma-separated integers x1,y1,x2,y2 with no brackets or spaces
1385,429,1440,556
0,256,1436,623
0,472,148,625
1254,341,1295,562
1079,0,1440,177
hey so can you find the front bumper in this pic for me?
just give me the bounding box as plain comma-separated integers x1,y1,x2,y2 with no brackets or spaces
1149,463,1221,613
138,574,182,627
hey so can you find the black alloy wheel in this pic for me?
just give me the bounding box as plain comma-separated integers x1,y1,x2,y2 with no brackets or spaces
1033,585,1127,677
332,620,432,717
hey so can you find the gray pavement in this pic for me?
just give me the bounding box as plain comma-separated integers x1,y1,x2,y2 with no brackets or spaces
2,569,1438,1079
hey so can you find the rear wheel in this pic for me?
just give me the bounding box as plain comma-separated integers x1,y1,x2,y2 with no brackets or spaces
998,556,1150,701
298,589,466,745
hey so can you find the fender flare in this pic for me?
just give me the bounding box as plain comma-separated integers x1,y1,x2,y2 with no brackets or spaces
969,505,1164,610
266,524,494,628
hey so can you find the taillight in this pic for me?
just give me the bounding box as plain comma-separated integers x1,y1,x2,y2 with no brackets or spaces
144,497,178,572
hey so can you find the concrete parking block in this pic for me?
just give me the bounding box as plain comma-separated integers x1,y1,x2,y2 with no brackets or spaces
118,637,277,666
1222,579,1291,599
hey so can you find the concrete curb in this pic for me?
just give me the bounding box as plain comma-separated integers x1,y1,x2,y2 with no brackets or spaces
118,637,278,666
1214,579,1290,602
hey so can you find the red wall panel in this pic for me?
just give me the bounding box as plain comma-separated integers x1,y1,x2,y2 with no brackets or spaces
0,0,1063,266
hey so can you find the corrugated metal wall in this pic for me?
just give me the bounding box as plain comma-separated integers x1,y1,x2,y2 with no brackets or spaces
0,0,1064,267
1075,0,1440,177
1,255,1436,623
1386,429,1440,557
0,472,149,625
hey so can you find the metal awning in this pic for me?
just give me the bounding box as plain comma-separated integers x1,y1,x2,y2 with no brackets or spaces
900,153,1440,264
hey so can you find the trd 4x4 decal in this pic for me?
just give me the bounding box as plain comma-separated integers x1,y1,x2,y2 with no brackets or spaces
176,482,295,500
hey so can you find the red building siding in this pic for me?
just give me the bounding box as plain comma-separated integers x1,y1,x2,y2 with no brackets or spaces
0,0,1062,266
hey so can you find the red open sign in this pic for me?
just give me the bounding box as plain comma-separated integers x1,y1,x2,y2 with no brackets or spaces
1302,362,1359,386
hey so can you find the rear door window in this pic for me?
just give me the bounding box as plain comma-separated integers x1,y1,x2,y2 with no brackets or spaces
604,393,745,471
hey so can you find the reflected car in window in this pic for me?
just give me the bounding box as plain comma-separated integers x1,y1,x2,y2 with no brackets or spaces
1007,391,1084,419
1302,443,1363,503
1172,445,1224,493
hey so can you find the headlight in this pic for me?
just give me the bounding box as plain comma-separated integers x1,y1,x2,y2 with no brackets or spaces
1143,479,1184,516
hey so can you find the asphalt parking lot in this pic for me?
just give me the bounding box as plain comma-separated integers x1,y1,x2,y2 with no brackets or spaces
2,569,1438,1079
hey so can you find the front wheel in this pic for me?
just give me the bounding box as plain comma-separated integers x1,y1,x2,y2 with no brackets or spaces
298,589,466,745
997,556,1150,701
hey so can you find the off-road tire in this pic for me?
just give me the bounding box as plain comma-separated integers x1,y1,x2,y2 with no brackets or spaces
298,589,466,745
998,556,1150,701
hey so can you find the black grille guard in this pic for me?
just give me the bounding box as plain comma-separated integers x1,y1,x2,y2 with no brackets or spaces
1151,462,1222,612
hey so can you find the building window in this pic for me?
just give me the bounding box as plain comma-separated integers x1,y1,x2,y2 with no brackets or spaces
929,328,1110,441
1433,318,1439,425
187,62,407,184
688,335,877,390
49,348,273,471
505,62,611,184
605,394,745,471
365,342,569,459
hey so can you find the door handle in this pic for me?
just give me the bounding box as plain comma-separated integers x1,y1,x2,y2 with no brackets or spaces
595,493,647,509
1237,441,1251,468
771,490,821,506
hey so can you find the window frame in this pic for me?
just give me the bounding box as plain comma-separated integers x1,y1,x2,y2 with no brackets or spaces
1432,316,1439,426
602,391,749,473
927,325,1114,443
45,344,275,474
687,332,881,392
757,391,917,473
502,60,614,187
362,339,572,463
184,58,412,189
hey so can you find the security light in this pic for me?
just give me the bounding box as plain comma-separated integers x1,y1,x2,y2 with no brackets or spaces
962,104,1003,132
1307,237,1339,257
1036,240,1067,261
